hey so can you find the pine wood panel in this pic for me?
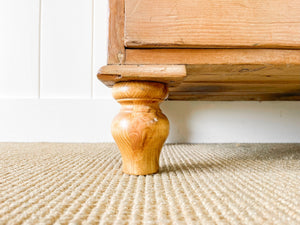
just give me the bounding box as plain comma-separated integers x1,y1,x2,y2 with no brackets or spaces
185,65,300,83
168,93,300,101
169,83,300,100
125,0,300,49
124,49,300,100
108,0,125,64
171,83,300,93
125,49,300,65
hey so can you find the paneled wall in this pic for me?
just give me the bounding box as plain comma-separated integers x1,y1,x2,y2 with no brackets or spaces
0,0,299,142
0,0,109,99
40,0,93,98
0,0,40,98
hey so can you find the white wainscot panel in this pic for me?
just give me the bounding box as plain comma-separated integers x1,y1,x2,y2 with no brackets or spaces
0,0,40,98
41,0,93,98
93,0,112,99
0,99,119,142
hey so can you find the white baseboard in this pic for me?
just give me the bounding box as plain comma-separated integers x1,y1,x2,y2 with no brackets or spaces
162,101,300,143
0,99,118,142
0,99,299,143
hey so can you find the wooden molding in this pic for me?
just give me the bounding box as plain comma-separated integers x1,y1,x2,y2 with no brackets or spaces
98,65,187,87
125,49,300,65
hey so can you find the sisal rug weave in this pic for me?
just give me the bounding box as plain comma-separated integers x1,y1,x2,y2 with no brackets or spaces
0,143,300,225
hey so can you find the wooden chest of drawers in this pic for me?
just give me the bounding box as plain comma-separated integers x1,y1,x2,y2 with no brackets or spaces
98,0,300,175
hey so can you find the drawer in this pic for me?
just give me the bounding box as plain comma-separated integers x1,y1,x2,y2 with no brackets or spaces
125,0,300,49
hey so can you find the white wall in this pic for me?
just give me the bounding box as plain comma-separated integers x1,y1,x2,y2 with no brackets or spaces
0,0,299,143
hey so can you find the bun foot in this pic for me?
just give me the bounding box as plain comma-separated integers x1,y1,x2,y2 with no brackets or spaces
111,81,169,175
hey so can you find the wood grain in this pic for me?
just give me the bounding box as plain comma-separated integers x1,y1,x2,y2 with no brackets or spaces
170,83,300,93
111,81,169,175
169,83,300,101
185,64,300,83
98,65,187,87
107,0,125,64
168,93,300,101
125,49,300,65
106,49,300,100
125,0,300,49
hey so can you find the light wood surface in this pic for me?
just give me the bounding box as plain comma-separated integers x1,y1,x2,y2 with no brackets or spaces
168,93,300,101
107,0,125,64
111,81,169,175
125,0,300,49
184,65,300,83
124,49,300,100
171,83,300,93
98,65,187,87
99,0,300,176
103,1,300,101
125,49,300,65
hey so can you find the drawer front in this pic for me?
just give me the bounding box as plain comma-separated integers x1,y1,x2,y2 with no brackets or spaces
125,0,300,49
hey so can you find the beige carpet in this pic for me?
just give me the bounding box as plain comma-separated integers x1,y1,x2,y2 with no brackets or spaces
0,143,300,225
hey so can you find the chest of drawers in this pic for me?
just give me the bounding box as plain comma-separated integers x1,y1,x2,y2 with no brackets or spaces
98,0,300,175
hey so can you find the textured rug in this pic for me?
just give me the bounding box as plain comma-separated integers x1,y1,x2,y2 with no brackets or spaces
0,143,300,225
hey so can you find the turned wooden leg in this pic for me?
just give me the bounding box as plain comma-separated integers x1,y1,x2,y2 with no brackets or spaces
111,81,169,175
